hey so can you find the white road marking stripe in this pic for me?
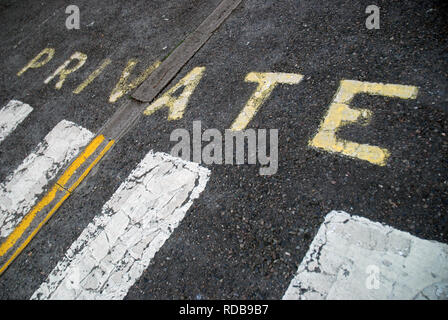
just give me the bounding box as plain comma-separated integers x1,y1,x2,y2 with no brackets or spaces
0,100,33,143
283,211,448,300
31,151,210,300
0,120,94,239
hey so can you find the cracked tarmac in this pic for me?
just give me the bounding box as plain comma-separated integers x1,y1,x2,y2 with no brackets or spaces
283,211,448,300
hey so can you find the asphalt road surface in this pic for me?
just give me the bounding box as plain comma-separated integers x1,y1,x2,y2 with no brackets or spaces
0,0,447,300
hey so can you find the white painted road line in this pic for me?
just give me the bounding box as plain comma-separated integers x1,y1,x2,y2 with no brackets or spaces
0,120,94,239
283,211,448,300
32,151,210,300
0,100,33,143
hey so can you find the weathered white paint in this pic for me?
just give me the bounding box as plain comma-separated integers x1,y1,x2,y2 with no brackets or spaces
32,151,210,300
0,100,33,143
283,211,448,300
0,120,94,239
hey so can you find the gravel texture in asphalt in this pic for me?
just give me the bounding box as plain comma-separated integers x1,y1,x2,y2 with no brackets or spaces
0,0,446,299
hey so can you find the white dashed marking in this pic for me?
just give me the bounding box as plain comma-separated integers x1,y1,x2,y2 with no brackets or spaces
0,120,94,239
32,151,210,300
0,100,33,143
283,211,448,300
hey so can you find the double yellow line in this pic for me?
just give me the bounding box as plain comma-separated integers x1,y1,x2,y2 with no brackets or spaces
0,134,114,275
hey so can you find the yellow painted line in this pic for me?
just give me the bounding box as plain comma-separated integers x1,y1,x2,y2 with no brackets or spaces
56,135,105,187
0,186,70,275
67,139,114,192
0,135,103,256
0,135,114,275
0,185,65,257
